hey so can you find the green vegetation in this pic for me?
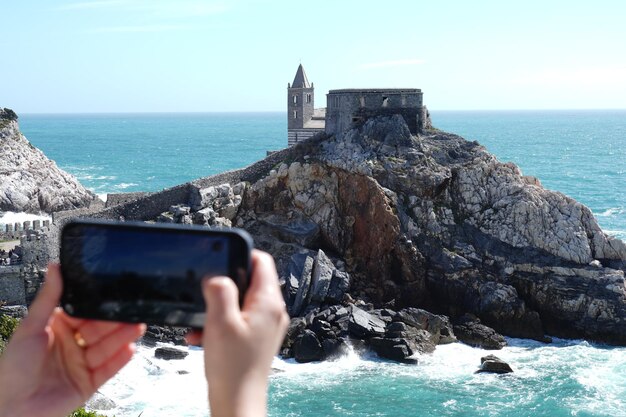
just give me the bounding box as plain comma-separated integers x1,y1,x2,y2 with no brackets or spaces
0,313,19,355
69,408,109,417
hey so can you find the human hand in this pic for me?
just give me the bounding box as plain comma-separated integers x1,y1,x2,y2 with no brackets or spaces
187,250,289,417
0,264,146,417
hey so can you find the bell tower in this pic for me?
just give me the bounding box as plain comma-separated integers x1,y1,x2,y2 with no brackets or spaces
287,64,314,129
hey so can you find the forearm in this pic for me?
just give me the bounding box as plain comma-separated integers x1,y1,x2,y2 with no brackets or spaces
208,377,268,417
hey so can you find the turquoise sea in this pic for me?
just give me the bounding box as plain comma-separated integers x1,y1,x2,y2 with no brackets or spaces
13,111,626,416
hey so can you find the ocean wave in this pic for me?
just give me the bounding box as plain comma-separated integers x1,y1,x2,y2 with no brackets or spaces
595,207,625,217
76,174,118,181
113,183,139,190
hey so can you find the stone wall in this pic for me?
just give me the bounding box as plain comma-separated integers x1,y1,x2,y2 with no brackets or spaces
106,192,153,208
0,220,50,241
0,266,24,304
325,89,424,136
288,128,325,146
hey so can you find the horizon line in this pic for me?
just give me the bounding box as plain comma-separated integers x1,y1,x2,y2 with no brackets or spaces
14,108,626,116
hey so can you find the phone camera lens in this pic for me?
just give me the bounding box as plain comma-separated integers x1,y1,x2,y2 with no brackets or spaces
212,240,224,252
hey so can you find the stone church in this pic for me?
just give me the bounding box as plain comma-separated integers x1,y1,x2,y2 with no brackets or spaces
287,64,431,146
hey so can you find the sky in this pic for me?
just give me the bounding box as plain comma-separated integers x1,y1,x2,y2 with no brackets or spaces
2,0,626,113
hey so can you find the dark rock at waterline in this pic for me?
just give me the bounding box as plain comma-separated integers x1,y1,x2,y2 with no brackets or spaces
370,337,418,364
476,354,513,374
293,329,324,363
155,346,189,360
454,314,507,350
141,325,189,347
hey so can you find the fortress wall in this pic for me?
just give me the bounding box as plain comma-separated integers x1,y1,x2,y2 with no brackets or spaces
0,267,25,304
106,192,153,208
326,89,424,136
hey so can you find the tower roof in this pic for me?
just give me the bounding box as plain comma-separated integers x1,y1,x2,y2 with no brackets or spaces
291,64,311,88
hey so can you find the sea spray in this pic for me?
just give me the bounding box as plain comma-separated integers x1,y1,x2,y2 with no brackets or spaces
96,340,626,417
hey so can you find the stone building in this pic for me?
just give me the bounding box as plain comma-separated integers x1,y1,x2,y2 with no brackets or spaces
287,65,431,146
287,64,326,146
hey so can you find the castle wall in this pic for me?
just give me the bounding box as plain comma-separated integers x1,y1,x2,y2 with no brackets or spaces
288,128,325,146
0,266,24,305
325,89,424,136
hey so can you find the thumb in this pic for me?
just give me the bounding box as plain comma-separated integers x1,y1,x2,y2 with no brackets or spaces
203,277,241,325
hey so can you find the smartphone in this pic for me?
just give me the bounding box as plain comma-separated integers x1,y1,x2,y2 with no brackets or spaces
60,219,252,328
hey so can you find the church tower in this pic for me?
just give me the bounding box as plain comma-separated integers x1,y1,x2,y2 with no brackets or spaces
288,64,314,129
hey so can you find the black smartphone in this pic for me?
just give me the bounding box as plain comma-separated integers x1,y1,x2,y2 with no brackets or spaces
60,219,252,328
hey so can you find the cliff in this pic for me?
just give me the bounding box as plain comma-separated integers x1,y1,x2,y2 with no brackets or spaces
0,108,97,213
51,115,626,361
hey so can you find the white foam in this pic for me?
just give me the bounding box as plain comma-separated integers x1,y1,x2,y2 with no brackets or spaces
595,207,624,217
91,340,626,417
113,183,139,190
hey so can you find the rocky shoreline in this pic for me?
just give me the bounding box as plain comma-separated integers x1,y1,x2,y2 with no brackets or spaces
2,108,625,365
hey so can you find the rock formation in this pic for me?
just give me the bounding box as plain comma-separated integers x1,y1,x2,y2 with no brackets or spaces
45,114,626,362
0,108,96,213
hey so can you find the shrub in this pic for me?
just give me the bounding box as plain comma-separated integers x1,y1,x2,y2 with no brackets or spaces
69,408,109,417
0,314,19,355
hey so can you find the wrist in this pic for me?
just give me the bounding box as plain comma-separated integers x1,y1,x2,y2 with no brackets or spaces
208,375,268,417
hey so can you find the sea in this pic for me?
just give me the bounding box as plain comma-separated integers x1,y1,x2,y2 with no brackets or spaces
4,110,626,416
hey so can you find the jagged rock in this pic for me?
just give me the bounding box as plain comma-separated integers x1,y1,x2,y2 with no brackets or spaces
393,308,456,344
39,113,626,350
290,255,314,316
348,306,386,338
453,314,507,350
370,337,418,364
476,354,513,374
308,249,334,304
293,329,324,362
155,346,189,360
327,269,350,303
0,108,96,213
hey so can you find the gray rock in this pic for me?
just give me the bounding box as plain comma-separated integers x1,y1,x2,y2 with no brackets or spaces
290,255,314,316
327,270,350,303
293,329,324,363
349,306,386,338
0,111,96,213
308,249,334,304
476,354,513,374
370,337,418,364
155,346,189,360
453,314,507,350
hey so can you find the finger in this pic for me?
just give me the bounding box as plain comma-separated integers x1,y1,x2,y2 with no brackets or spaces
85,324,146,369
203,277,241,326
74,320,128,347
91,343,136,389
185,330,203,346
246,250,280,296
243,250,282,310
21,263,63,332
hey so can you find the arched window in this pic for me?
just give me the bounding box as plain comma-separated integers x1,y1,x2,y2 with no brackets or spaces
293,95,298,104
293,110,298,119
306,94,311,103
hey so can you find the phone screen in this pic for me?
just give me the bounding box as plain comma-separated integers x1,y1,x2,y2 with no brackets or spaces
60,221,251,327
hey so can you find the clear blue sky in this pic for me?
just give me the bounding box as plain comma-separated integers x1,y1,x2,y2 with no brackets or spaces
2,0,626,113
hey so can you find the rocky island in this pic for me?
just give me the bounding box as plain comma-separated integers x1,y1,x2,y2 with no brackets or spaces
0,108,97,214
2,108,626,364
